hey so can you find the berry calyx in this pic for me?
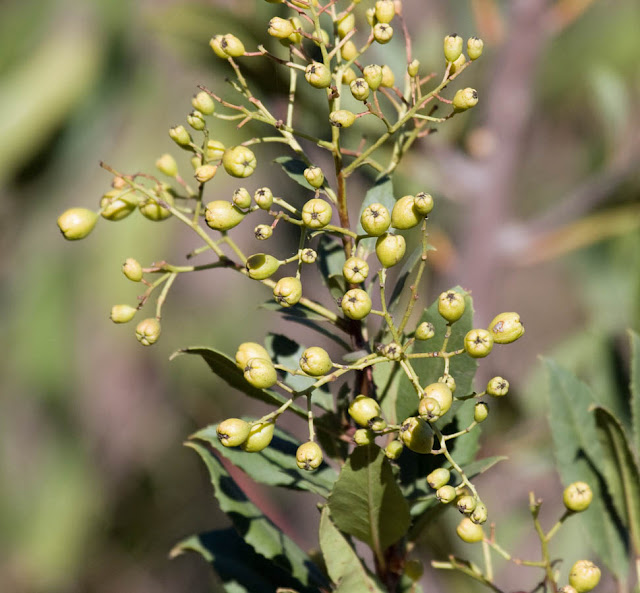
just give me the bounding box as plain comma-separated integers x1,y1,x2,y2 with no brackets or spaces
418,397,442,422
350,78,371,102
373,23,394,44
341,288,372,320
235,342,271,370
415,321,435,341
414,192,434,216
300,346,332,376
361,202,391,236
254,224,273,240
254,187,274,210
243,358,278,389
273,277,302,307
303,166,324,188
399,417,433,454
457,495,477,514
222,146,257,178
232,187,252,209
296,441,323,470
305,62,332,89
57,208,98,240
569,560,601,592
382,342,403,361
563,482,593,512
487,376,509,397
443,33,463,63
205,200,246,231
135,318,161,346
302,198,333,228
300,249,318,264
246,253,281,280
375,233,406,268
122,258,143,282
488,312,525,344
464,328,494,358
456,517,484,543
391,195,421,229
110,305,137,324
217,418,251,447
438,290,466,323
349,395,383,428
241,421,275,452
343,257,369,284
427,468,451,490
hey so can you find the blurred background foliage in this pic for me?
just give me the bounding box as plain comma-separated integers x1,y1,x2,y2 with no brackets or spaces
0,0,639,591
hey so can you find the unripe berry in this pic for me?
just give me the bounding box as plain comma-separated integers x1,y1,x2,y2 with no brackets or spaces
302,198,333,228
423,382,453,415
382,342,402,361
169,124,191,147
220,34,245,58
385,440,404,460
487,376,509,397
474,402,489,423
156,153,178,177
254,224,273,240
488,312,525,344
241,421,275,452
407,59,420,77
244,358,278,389
563,482,593,512
110,304,137,324
100,190,136,221
300,249,318,264
457,495,477,514
467,36,484,60
343,256,369,284
349,395,382,428
300,346,332,376
569,560,601,592
268,16,294,39
438,290,466,323
305,62,332,89
187,110,206,131
414,192,434,216
456,517,484,543
391,195,421,229
246,253,281,280
415,321,435,341
380,65,395,88
404,560,423,582
443,33,463,62
439,374,457,393
122,258,143,282
340,40,358,61
427,468,451,490
312,28,330,47
341,68,357,85
139,190,174,221
235,342,271,370
192,90,215,115
205,200,246,231
329,110,356,128
254,187,274,210
375,233,406,268
354,428,375,446
365,7,376,27
350,78,370,101
135,318,161,346
363,65,383,91
336,12,355,38
470,501,488,524
194,164,217,183
375,0,395,23
206,139,225,161
437,485,457,504
418,397,442,422
373,23,393,44
284,17,303,45
217,418,251,447
222,146,257,178
400,417,433,454
303,166,324,188
57,208,98,240
233,187,252,209
341,288,372,320
453,88,479,112
209,35,228,58
273,276,302,307
296,441,323,470
449,53,467,75
361,202,391,236
464,329,494,358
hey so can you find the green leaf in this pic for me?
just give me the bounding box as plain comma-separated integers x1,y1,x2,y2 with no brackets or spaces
318,507,385,593
187,441,328,590
171,347,307,419
171,528,317,593
545,359,629,577
193,422,337,497
356,175,395,253
593,406,640,556
387,245,424,314
317,235,346,287
327,445,410,561
630,330,640,455
275,156,321,192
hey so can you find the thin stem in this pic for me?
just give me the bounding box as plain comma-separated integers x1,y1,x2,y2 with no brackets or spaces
398,221,429,334
155,272,177,319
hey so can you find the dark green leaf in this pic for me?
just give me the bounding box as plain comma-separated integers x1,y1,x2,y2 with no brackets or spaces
275,156,322,192
193,422,337,497
171,346,307,419
327,445,410,560
187,441,328,589
318,508,385,593
356,175,395,253
630,330,640,455
317,235,346,287
387,245,425,313
327,274,348,301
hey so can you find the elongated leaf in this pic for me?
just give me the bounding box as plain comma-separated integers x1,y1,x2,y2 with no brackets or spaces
327,445,410,560
593,406,640,555
193,423,337,497
545,359,629,577
630,330,640,455
387,245,424,314
275,156,322,192
317,235,346,287
318,508,385,593
356,175,395,252
187,441,328,589
171,528,315,593
171,347,307,419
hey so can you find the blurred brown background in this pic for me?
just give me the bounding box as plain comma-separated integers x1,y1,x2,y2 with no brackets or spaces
1,0,639,591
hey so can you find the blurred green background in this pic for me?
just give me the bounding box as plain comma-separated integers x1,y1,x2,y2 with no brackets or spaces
1,0,639,591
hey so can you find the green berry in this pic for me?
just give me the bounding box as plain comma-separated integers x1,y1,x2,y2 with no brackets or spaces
296,441,323,470
243,358,278,389
438,290,466,323
336,12,355,38
246,253,281,280
457,495,477,514
209,35,228,58
340,40,358,61
375,0,395,23
439,374,456,393
349,395,382,428
470,501,488,524
407,59,420,77
303,166,324,188
341,288,372,320
487,376,509,397
206,139,225,161
341,68,357,85
305,62,332,89
192,90,215,115
235,342,271,370
362,64,383,90
110,304,137,324
220,34,245,58
569,560,601,592
449,53,466,75
300,346,332,376
382,342,402,361
217,418,251,447
436,485,457,504
122,258,143,282
233,187,252,209
254,187,274,210
423,382,453,415
283,17,302,45
241,421,275,452
268,16,294,39
57,208,98,240
456,517,484,543
187,110,206,131
488,312,525,344
563,482,593,512
350,78,370,101
385,440,404,460
169,124,191,147
194,164,217,183
361,202,391,236
415,321,435,341
373,23,393,44
414,192,434,216
418,397,442,422
474,402,489,423
139,190,174,221
222,146,257,178
375,233,406,268
156,153,178,177
365,7,376,27
404,560,423,582
464,328,494,358
354,428,375,446
391,195,421,229
135,318,161,346
273,276,302,307
427,468,451,490
453,88,479,112
467,36,484,60
343,256,369,284
205,200,246,231
443,33,463,62
380,65,395,88
400,417,433,454
329,109,356,128
300,249,318,264
254,224,273,240
302,198,333,229
100,190,137,221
